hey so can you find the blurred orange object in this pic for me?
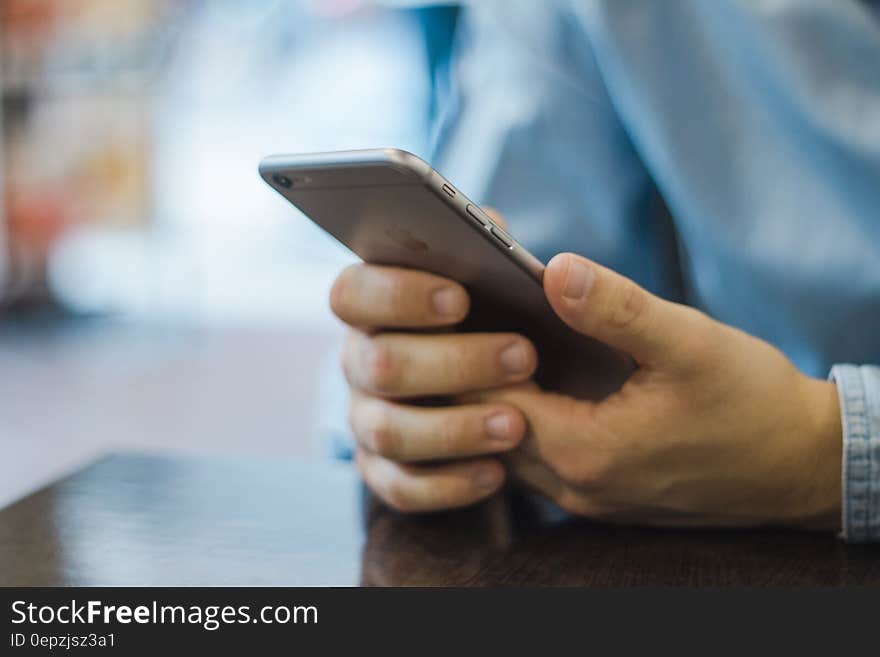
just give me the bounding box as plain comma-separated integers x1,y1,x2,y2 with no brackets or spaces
1,0,58,35
6,184,72,252
1,0,158,303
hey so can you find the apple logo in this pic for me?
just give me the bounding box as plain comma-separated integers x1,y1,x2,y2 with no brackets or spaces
385,224,428,252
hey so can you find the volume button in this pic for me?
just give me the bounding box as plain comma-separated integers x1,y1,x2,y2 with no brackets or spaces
466,204,487,225
490,226,513,248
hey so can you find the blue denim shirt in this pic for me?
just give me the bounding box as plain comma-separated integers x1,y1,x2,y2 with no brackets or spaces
328,0,880,540
832,365,880,541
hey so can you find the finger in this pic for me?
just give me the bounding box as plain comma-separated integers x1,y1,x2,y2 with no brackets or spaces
349,390,526,462
543,253,709,366
462,382,583,462
465,383,608,488
355,446,505,512
331,264,469,329
344,329,537,398
482,207,508,228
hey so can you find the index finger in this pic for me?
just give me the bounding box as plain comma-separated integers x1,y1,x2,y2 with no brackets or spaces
330,264,470,329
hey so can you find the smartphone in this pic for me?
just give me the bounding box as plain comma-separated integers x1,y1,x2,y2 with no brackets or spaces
259,148,633,399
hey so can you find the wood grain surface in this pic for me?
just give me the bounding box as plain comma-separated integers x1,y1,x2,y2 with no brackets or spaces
2,453,878,586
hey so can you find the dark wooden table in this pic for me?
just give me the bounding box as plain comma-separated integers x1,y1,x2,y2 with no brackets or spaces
2,452,878,586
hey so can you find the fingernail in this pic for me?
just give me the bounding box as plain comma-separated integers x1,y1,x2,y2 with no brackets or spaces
561,257,593,300
474,466,502,490
432,286,465,317
499,342,530,375
485,413,513,442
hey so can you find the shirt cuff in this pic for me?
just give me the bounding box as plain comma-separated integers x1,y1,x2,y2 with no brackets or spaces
830,364,880,542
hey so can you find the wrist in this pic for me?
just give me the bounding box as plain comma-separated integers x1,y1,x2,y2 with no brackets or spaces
792,377,842,532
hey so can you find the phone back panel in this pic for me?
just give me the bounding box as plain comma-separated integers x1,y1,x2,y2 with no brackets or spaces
260,149,632,399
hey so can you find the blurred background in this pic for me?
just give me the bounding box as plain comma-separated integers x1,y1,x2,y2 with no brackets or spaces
0,0,460,505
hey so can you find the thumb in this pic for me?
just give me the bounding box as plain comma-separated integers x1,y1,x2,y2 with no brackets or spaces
544,253,699,366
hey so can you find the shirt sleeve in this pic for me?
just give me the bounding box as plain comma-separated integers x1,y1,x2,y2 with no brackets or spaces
830,364,880,542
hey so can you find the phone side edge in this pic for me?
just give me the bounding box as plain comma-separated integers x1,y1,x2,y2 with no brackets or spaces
258,148,432,182
420,170,546,286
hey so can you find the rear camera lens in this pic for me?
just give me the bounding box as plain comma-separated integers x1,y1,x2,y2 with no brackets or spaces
273,175,292,189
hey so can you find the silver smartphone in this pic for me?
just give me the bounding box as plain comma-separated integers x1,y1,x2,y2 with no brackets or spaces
259,148,632,399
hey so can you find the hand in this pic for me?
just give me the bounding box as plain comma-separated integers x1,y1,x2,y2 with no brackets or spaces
331,212,539,512
467,252,843,530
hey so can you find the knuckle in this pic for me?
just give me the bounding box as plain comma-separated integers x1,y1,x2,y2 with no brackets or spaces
582,452,614,488
554,451,614,490
606,280,649,332
383,272,410,312
436,414,464,455
362,339,399,394
426,337,474,389
683,309,722,360
368,404,399,458
385,272,417,313
553,457,591,489
445,345,474,387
